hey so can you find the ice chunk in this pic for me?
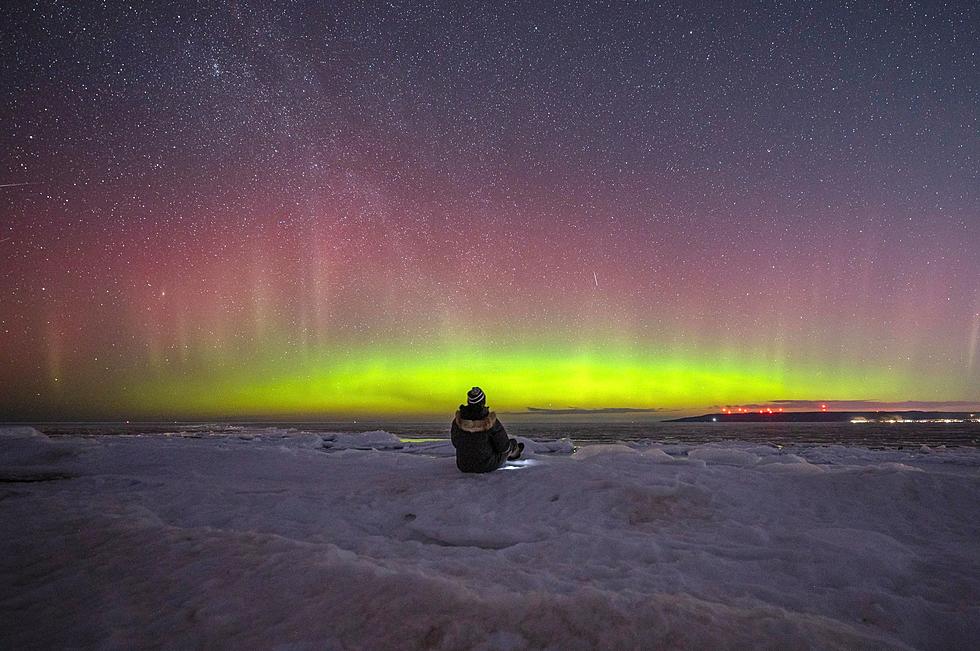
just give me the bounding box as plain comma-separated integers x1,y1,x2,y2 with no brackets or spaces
572,444,638,459
522,437,574,455
321,430,404,450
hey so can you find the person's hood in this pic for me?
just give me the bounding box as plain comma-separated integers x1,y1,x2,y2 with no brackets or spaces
454,410,497,433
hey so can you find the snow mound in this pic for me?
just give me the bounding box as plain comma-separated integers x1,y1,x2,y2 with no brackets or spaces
687,445,761,466
641,447,680,463
0,426,47,439
755,453,824,474
0,427,83,481
868,462,924,473
0,432,79,468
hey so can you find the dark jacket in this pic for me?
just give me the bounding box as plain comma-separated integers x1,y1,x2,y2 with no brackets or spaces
450,404,510,473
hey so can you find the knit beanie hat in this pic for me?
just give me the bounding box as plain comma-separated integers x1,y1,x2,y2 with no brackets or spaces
466,386,486,406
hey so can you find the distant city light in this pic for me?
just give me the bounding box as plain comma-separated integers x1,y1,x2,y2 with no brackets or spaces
851,416,977,424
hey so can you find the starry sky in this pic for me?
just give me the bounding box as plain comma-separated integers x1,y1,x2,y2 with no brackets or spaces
1,1,978,420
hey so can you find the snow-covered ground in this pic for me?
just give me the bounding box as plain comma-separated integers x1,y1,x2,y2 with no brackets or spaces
1,426,978,649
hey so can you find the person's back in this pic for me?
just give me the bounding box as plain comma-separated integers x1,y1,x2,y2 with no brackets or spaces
450,387,523,473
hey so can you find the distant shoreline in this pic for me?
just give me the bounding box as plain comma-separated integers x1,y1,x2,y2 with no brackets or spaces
668,411,980,423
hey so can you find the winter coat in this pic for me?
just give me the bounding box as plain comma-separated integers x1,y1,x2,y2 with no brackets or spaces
450,405,511,473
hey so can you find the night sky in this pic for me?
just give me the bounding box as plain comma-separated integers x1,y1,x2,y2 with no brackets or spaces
1,1,978,420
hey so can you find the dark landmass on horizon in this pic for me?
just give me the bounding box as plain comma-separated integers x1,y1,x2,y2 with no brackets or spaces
512,407,666,415
668,411,980,423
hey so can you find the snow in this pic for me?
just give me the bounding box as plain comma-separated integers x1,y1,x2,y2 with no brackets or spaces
1,426,978,649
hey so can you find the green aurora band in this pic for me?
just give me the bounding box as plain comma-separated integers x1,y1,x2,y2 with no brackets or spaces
123,344,922,418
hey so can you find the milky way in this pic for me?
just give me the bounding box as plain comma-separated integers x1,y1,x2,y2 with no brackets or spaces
1,2,977,419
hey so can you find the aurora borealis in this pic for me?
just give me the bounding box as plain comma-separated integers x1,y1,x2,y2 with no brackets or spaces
1,2,978,420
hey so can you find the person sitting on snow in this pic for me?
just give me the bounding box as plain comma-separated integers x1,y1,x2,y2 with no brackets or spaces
451,387,523,473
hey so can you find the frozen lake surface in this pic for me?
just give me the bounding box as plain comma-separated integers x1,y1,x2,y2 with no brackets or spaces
1,425,978,649
33,419,980,448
